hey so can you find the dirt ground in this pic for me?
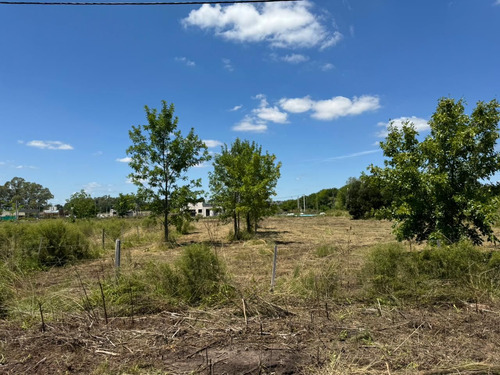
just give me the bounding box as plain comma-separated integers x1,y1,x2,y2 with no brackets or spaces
1,216,500,374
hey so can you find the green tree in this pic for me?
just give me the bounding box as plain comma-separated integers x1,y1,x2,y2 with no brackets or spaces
0,177,53,217
115,193,135,217
371,98,500,245
65,190,97,219
126,101,210,241
209,139,281,239
93,195,117,214
345,175,387,219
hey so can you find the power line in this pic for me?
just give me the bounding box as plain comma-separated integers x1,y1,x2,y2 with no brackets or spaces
0,0,300,5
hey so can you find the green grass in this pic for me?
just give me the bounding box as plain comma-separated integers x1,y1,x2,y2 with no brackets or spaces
361,241,500,304
91,243,233,317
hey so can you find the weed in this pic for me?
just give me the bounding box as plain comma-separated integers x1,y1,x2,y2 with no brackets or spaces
0,220,96,268
92,244,232,317
289,262,338,300
176,243,232,305
315,244,337,258
362,241,500,303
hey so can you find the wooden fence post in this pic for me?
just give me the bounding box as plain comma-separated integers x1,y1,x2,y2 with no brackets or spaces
115,239,121,270
270,244,278,292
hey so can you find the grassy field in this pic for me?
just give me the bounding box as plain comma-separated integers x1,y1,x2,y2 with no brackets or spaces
1,216,500,374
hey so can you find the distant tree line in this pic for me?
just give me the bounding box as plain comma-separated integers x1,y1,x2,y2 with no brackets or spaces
0,178,147,220
277,177,389,220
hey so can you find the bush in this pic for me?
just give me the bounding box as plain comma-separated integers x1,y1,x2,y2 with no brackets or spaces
176,244,230,304
290,262,338,299
363,243,417,297
33,221,94,266
141,215,158,230
362,241,500,303
315,244,337,258
171,212,195,235
0,220,95,268
0,264,14,318
94,244,232,316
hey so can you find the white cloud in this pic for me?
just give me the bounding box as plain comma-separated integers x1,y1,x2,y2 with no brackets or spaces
15,165,36,169
377,116,430,137
279,95,380,120
203,139,223,148
175,56,196,67
230,105,243,111
279,96,314,113
321,63,335,71
116,157,132,163
182,1,343,50
325,149,380,161
254,106,288,123
26,140,73,150
93,151,103,156
232,116,268,133
234,93,378,133
253,94,288,123
83,182,101,194
312,96,380,120
222,58,234,71
281,54,309,64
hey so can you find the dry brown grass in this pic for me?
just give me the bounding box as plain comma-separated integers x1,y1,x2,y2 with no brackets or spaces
1,216,500,374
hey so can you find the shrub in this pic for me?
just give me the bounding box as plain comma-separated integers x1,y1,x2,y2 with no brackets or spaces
34,220,94,266
417,241,485,281
93,244,232,316
290,262,338,299
0,220,95,268
141,215,158,230
176,244,231,304
363,243,417,297
171,212,195,235
362,241,500,303
0,264,14,318
315,244,337,258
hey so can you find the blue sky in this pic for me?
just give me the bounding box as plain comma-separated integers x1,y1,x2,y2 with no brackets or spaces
1,0,499,204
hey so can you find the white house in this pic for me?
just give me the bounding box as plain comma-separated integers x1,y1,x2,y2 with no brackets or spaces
187,202,217,218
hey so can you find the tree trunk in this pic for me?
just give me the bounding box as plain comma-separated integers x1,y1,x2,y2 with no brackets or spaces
233,210,239,239
246,213,251,233
164,210,169,242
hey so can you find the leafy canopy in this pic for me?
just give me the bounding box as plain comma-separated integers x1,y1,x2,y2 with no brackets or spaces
371,98,500,245
209,139,281,239
65,190,97,219
0,177,53,212
126,101,210,241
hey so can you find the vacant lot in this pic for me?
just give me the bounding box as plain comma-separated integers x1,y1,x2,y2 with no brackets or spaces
1,216,500,374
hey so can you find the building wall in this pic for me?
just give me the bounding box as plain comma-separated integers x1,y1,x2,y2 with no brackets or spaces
187,202,217,217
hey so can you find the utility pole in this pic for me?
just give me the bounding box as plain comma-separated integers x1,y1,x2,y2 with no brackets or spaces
303,195,305,213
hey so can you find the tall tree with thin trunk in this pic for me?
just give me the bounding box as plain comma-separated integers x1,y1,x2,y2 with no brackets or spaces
126,101,209,241
209,139,281,240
